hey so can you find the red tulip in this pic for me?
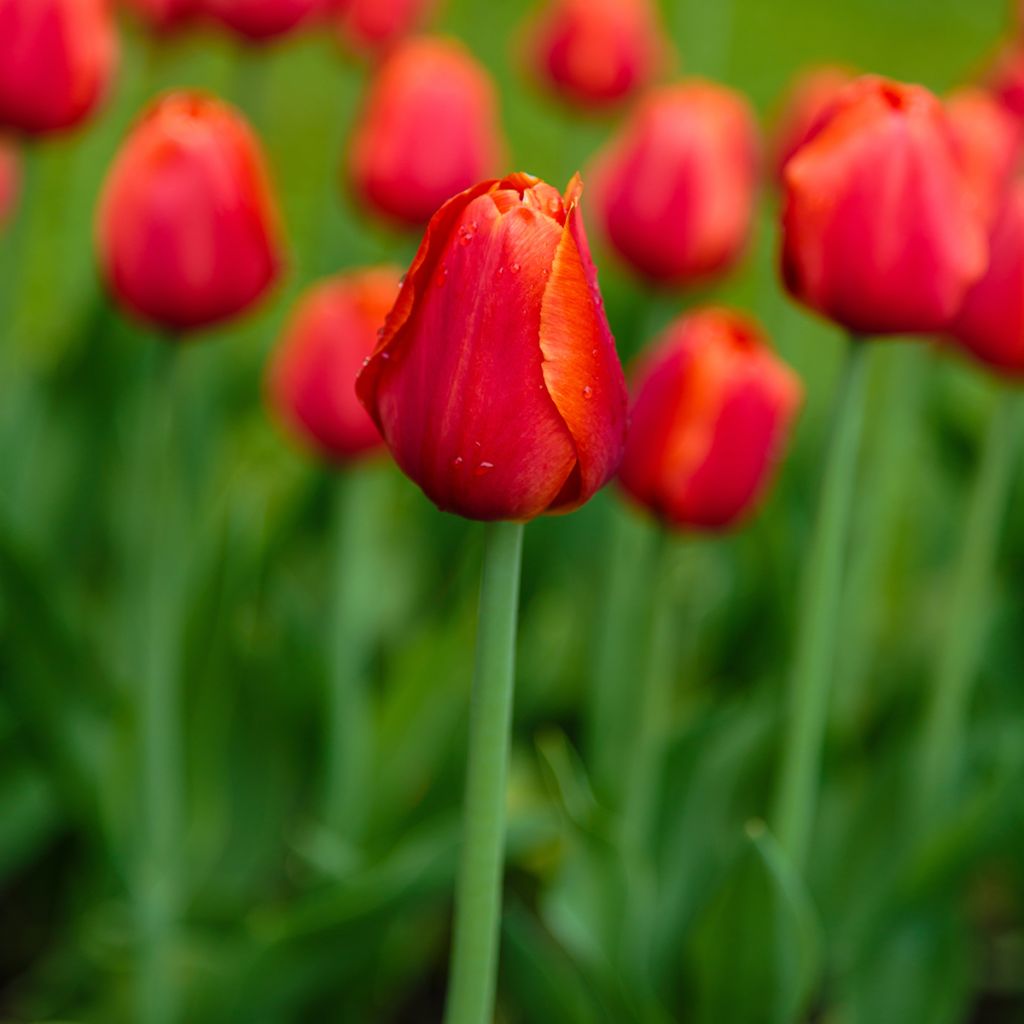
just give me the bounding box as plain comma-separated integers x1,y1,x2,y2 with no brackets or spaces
946,87,1021,228
769,66,853,183
949,178,1024,376
619,308,802,530
205,0,321,41
268,268,399,462
0,137,19,230
97,92,283,333
0,0,118,136
985,43,1024,121
781,76,989,336
334,0,433,54
590,81,759,286
123,0,200,31
357,172,628,521
349,36,502,226
529,0,663,107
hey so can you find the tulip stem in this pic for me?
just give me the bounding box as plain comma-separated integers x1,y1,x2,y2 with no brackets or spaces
444,521,525,1024
774,335,870,868
918,386,1020,822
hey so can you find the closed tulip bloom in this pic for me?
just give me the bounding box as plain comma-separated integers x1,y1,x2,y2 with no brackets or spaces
269,268,400,462
335,0,433,53
0,138,19,230
530,0,662,107
205,0,321,41
0,0,118,135
949,179,1024,375
123,0,200,31
770,66,853,182
590,81,759,285
782,76,989,336
619,309,802,530
357,173,628,521
350,37,501,227
97,92,283,332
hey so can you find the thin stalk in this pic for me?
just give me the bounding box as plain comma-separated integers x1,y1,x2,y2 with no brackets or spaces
443,521,525,1024
773,337,871,868
918,387,1020,820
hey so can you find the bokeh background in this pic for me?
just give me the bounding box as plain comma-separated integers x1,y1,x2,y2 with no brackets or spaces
2,0,1023,1020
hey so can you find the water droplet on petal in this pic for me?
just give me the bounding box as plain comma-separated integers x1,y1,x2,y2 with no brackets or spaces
435,265,448,287
452,456,464,468
497,266,504,276
380,351,390,361
361,357,371,367
475,461,495,476
582,385,593,398
457,224,475,246
591,348,599,357
510,262,521,274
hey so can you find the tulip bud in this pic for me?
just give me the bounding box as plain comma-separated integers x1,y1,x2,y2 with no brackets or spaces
357,173,628,521
97,92,283,333
590,81,759,286
205,0,321,41
619,308,802,530
268,268,399,462
334,0,434,54
529,0,663,107
349,37,502,226
948,179,1024,376
123,0,200,32
781,76,989,336
0,0,118,136
0,137,19,230
769,66,853,183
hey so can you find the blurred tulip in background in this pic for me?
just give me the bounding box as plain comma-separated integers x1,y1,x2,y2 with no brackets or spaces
205,0,322,42
123,0,201,33
333,0,435,55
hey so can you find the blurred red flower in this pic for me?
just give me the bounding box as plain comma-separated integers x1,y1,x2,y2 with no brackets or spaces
619,308,802,530
590,81,759,286
123,0,200,32
0,0,118,135
0,138,19,230
205,0,321,41
97,92,283,333
781,76,988,336
268,268,400,462
985,42,1024,121
357,173,628,521
349,36,502,226
528,0,664,107
334,0,434,54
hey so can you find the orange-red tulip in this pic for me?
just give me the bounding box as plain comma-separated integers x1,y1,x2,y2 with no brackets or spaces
123,0,200,31
334,0,433,53
205,0,321,41
268,268,399,462
97,92,283,333
0,138,19,230
349,36,502,226
357,173,628,521
781,76,988,336
769,66,853,183
0,0,118,136
590,81,759,286
529,0,662,107
619,308,802,530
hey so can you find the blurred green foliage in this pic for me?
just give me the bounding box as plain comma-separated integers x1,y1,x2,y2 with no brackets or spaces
1,0,1023,1021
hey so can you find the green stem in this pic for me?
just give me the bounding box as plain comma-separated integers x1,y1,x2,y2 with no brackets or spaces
918,387,1020,820
323,466,379,844
773,336,871,868
443,521,525,1024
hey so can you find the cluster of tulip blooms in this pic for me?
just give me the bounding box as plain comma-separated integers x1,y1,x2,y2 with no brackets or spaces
3,0,1024,1020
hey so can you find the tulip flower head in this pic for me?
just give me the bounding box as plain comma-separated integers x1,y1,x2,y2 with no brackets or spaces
97,92,283,333
0,0,119,136
349,36,503,226
0,137,19,230
357,173,628,521
205,0,321,41
529,0,663,107
334,0,434,54
781,75,989,336
769,65,853,183
268,268,400,462
590,81,759,286
619,309,802,530
123,0,201,32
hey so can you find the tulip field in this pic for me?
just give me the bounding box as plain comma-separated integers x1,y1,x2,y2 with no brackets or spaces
3,0,1024,1021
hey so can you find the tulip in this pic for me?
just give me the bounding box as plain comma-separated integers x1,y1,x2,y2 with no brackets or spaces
619,309,802,530
985,42,1024,121
205,0,321,41
268,268,399,462
349,37,502,227
97,92,283,333
357,172,628,522
590,81,759,286
334,0,433,54
529,0,663,107
0,137,19,229
769,66,853,183
781,75,989,336
123,0,200,31
0,0,118,136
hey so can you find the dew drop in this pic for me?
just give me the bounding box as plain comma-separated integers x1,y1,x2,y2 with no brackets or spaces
361,356,371,367
380,351,390,361
591,348,599,357
435,265,448,287
510,262,521,274
497,266,505,276
452,456,464,468
582,385,593,398
457,224,476,246
474,461,495,476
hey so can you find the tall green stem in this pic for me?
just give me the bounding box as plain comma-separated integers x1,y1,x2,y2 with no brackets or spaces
443,521,525,1024
774,337,871,868
918,388,1020,820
